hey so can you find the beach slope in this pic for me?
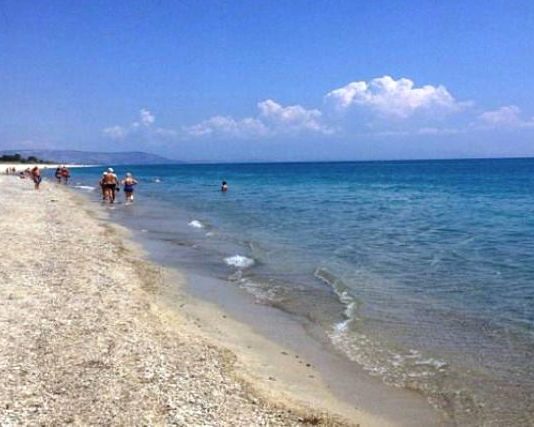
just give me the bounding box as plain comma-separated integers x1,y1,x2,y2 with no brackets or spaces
0,176,343,425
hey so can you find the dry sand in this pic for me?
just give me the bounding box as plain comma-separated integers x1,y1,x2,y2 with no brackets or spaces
0,175,396,426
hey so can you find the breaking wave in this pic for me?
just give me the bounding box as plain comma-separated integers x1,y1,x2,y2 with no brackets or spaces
188,220,204,229
224,255,255,269
313,267,462,417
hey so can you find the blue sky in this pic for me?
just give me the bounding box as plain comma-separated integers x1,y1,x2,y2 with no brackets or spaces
1,0,534,161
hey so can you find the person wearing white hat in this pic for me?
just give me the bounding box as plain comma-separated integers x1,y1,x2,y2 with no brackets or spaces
101,168,119,203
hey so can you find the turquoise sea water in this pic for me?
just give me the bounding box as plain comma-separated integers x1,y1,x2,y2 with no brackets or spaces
67,159,534,425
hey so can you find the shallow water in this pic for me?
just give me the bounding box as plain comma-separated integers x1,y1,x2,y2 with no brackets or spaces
67,159,534,426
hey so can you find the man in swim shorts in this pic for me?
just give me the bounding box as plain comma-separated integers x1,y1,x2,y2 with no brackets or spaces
101,168,119,202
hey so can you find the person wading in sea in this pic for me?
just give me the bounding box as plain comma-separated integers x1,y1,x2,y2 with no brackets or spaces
101,168,119,203
60,166,71,184
121,172,138,204
54,166,62,183
99,172,107,200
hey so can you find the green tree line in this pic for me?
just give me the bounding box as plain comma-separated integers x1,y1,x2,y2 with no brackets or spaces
0,154,51,163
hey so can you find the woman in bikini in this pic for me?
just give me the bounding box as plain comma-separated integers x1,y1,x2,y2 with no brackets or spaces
121,172,138,203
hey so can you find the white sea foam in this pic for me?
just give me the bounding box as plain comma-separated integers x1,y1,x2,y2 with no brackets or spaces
314,267,358,321
238,279,283,304
414,358,448,370
74,185,95,191
224,255,255,269
188,220,204,229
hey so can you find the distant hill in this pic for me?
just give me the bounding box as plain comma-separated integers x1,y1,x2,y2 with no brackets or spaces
0,150,181,165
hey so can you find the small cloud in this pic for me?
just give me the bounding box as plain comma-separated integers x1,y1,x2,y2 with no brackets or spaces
417,127,461,135
325,75,468,119
103,109,176,141
154,127,178,137
476,105,534,129
103,125,127,140
355,127,461,138
140,108,155,126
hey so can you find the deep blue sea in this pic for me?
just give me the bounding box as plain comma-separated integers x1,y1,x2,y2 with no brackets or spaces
64,159,534,425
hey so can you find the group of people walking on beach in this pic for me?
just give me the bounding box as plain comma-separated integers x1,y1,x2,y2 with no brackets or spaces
99,168,138,204
5,165,139,203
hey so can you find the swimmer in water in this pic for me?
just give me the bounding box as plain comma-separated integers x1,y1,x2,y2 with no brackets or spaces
221,181,228,192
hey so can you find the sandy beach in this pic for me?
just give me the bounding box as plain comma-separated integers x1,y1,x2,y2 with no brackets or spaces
0,175,402,425
3,2,533,424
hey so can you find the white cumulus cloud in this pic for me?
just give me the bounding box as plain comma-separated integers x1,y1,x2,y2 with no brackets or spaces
102,77,534,145
325,75,466,119
186,116,268,138
257,99,330,133
185,99,332,138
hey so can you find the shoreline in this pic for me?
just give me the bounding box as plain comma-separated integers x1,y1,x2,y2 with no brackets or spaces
0,175,404,425
69,174,444,425
161,269,444,426
76,183,427,426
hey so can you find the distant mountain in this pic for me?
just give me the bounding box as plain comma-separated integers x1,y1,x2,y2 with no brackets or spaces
0,150,181,165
